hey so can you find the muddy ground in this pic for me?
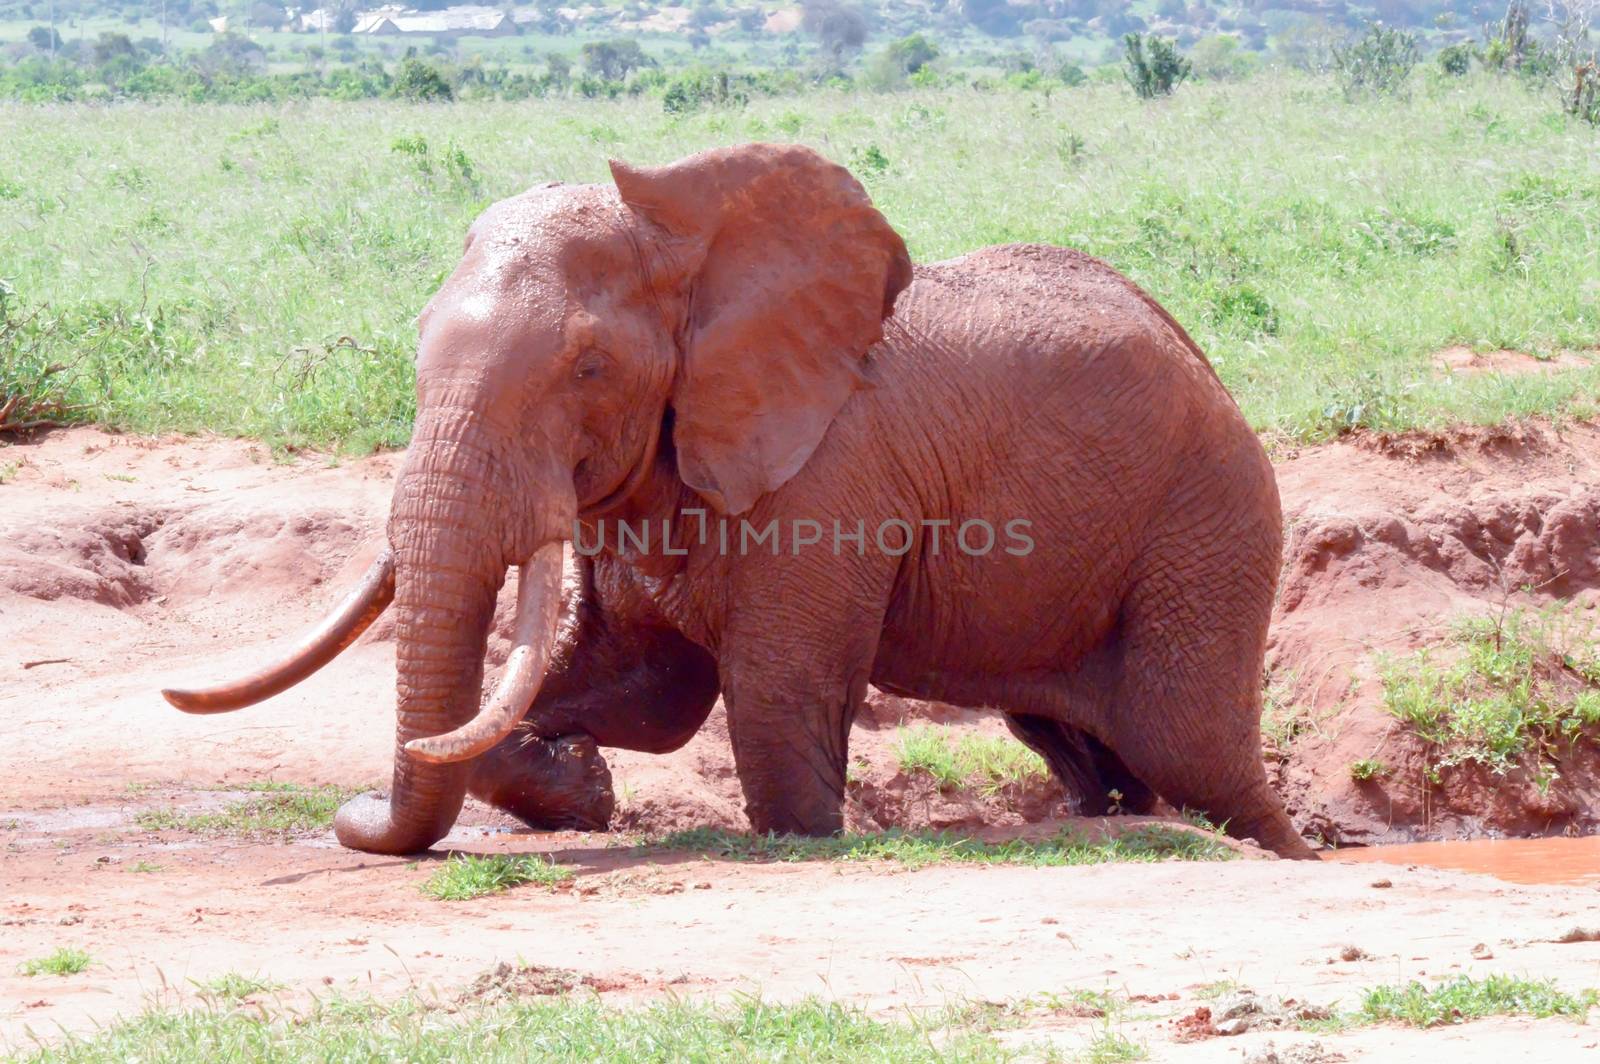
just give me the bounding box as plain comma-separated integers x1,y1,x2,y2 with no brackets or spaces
5,427,1600,1060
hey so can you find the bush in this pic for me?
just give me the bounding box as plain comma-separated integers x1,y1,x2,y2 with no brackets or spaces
661,69,746,113
1574,61,1599,125
1332,23,1419,99
389,56,452,101
1438,42,1473,76
1123,32,1191,99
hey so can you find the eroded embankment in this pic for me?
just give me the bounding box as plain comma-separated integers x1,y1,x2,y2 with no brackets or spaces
7,424,1600,842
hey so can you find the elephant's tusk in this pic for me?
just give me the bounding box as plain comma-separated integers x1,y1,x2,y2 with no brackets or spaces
403,541,564,764
161,548,396,714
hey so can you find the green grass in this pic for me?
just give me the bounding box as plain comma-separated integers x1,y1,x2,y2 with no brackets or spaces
1380,606,1600,779
1076,1027,1147,1063
9,994,1019,1062
125,860,164,873
644,825,1233,869
17,947,92,977
894,725,1049,794
134,782,355,836
419,853,575,901
192,972,285,1000
1358,974,1597,1028
2,72,1597,450
1194,979,1243,1001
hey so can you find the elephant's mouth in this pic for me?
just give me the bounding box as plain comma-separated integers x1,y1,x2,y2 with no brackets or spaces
577,414,663,520
160,540,566,766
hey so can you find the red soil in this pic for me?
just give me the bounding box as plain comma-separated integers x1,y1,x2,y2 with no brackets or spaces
5,425,1600,1059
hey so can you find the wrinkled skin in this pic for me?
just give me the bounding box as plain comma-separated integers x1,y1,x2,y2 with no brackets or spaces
183,143,1312,859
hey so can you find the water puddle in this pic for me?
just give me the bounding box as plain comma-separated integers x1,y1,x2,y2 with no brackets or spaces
1327,835,1600,885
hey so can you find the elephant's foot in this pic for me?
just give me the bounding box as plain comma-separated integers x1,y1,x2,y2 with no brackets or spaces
471,732,616,832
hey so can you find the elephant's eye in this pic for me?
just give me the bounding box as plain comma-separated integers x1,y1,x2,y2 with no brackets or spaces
574,352,605,382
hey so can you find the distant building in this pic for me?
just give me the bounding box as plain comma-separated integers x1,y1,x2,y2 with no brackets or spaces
352,5,517,36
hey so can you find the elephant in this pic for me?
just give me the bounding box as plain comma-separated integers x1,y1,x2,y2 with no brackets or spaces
163,142,1314,860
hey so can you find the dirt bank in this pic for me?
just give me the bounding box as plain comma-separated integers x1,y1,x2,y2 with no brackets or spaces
5,426,1600,1058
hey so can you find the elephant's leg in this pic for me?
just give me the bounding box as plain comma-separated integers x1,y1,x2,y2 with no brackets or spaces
718,558,889,836
1004,714,1156,816
467,558,721,831
1099,536,1314,859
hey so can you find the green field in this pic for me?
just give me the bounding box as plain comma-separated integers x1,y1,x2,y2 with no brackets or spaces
3,72,1598,450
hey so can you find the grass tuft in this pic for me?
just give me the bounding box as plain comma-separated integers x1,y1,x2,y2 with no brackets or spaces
1358,974,1597,1028
894,725,1050,794
192,972,285,1000
1078,1025,1148,1062
17,947,92,977
644,825,1233,870
420,853,575,901
1348,758,1389,781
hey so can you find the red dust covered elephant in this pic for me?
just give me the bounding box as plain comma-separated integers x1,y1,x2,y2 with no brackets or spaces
163,142,1313,860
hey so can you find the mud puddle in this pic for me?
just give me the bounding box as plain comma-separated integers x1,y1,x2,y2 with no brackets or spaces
1327,836,1600,885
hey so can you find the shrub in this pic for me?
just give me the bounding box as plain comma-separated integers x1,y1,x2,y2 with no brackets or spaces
389,57,452,101
1,285,83,435
1332,23,1420,99
661,70,746,113
1482,0,1533,72
1122,32,1191,99
1570,60,1599,126
1438,42,1473,76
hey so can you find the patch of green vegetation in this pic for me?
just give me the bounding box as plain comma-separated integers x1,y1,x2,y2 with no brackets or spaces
1348,758,1389,781
895,725,1049,794
17,947,92,977
1380,607,1600,780
126,860,164,874
1358,974,1597,1028
193,972,285,1000
645,825,1233,870
1078,1025,1148,1063
11,994,1017,1062
1194,979,1243,1001
420,853,575,901
135,783,355,836
2,74,1598,450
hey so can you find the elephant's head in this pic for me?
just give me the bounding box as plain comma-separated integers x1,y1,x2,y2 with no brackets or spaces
161,143,912,854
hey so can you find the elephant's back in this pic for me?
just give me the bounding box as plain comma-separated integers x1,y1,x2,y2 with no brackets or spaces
876,242,1254,478
858,242,1277,681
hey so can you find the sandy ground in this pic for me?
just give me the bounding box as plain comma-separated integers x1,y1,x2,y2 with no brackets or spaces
5,427,1600,1061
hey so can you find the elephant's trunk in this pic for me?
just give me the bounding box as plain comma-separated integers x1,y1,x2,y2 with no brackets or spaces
403,541,563,764
333,425,552,855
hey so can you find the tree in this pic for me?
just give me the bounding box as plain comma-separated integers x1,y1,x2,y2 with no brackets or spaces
91,31,136,64
390,55,454,99
580,37,650,80
801,0,868,59
195,31,266,74
333,0,359,33
884,31,938,73
960,0,1023,36
26,24,63,51
1122,31,1190,97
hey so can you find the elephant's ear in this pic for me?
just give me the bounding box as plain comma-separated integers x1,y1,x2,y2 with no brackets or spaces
610,143,912,516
